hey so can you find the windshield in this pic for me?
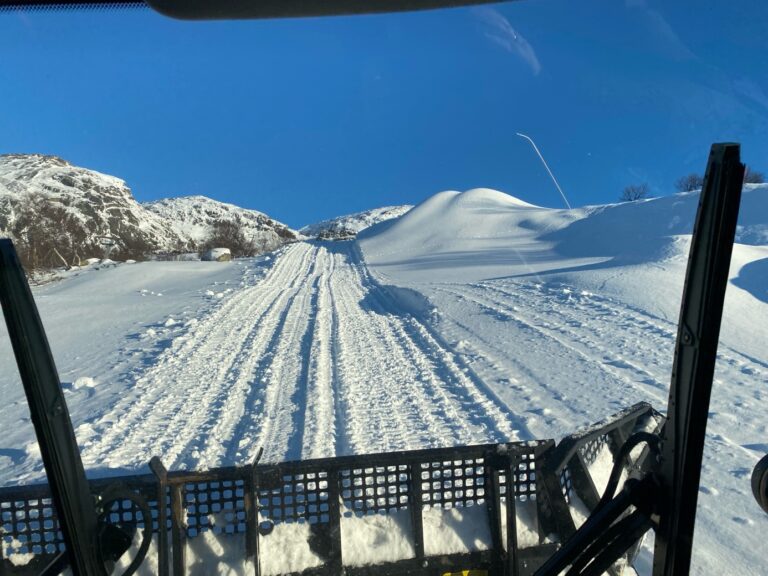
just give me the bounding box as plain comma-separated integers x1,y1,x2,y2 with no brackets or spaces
1,1,766,575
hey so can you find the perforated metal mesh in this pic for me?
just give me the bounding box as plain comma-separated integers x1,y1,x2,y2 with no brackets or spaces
340,465,410,516
560,466,574,504
1,496,63,557
184,480,246,536
0,489,160,559
103,497,156,530
419,457,487,509
578,434,610,468
500,451,538,503
257,471,331,527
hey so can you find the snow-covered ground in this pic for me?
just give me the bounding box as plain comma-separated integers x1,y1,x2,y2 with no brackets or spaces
1,186,766,574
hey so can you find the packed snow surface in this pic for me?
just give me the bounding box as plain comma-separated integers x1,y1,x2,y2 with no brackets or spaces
1,186,766,575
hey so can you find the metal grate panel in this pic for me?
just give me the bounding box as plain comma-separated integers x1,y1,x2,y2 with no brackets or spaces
184,479,246,536
258,470,331,526
419,457,486,509
502,451,538,501
578,434,610,468
560,464,574,504
340,465,410,516
1,404,658,576
1,496,63,557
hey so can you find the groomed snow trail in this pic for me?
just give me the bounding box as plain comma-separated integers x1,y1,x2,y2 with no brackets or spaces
422,278,767,576
426,279,765,441
78,242,522,472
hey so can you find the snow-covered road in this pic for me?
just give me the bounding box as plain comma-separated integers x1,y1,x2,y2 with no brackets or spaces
75,242,522,473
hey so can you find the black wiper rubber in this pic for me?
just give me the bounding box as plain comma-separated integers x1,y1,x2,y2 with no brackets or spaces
652,143,745,575
0,1,145,11
146,0,507,20
0,0,511,18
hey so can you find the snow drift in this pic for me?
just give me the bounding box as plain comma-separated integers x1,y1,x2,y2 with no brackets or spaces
359,185,768,286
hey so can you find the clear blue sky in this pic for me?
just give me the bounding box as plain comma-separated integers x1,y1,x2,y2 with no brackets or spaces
1,0,767,228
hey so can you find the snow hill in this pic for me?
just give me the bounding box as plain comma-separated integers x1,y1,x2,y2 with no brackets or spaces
300,205,413,240
0,185,766,574
360,186,768,360
360,186,768,282
0,154,296,261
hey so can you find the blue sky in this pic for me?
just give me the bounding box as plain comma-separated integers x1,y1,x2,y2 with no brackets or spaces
1,0,767,228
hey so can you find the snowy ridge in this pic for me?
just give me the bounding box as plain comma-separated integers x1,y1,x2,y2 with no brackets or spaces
145,195,297,253
359,186,768,285
0,154,296,259
0,153,178,254
300,205,413,240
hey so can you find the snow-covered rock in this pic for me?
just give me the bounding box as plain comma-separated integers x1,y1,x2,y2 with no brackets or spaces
300,205,413,240
145,195,296,253
201,247,232,262
0,154,296,265
0,154,183,255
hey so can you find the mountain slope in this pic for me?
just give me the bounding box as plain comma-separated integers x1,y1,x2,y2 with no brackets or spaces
0,153,178,261
300,205,412,240
144,196,296,253
0,154,296,265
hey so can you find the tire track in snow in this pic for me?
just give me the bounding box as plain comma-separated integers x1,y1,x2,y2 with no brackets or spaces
347,253,527,444
320,245,524,455
330,268,446,453
81,242,531,473
431,279,764,445
79,244,317,470
298,254,338,460
427,284,600,435
476,283,672,396
489,281,767,373
482,281,765,393
250,250,322,463
432,284,668,414
191,245,320,469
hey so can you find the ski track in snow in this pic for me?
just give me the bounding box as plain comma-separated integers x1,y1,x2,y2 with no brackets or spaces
78,242,520,473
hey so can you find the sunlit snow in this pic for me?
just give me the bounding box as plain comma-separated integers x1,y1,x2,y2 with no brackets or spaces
1,185,766,574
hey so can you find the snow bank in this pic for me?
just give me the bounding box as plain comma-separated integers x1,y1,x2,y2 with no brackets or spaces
258,522,324,576
341,509,415,566
359,185,768,286
359,188,599,283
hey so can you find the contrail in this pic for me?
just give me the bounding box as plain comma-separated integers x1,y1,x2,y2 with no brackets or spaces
516,132,572,209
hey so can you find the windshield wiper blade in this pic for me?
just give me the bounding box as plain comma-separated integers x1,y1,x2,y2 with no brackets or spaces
0,239,104,575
